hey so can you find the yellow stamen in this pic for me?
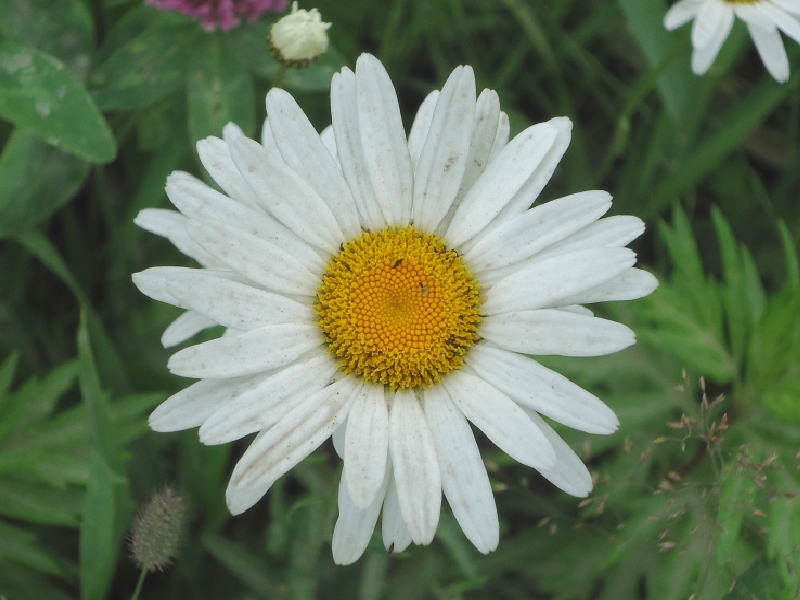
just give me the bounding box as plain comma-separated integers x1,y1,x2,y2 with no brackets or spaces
316,227,481,389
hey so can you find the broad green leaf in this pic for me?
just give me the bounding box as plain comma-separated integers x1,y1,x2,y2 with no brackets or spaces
0,41,115,163
0,0,94,80
79,451,118,600
0,520,63,575
761,378,800,423
748,292,800,401
0,477,82,526
187,34,255,142
767,473,800,591
88,20,200,110
0,129,89,239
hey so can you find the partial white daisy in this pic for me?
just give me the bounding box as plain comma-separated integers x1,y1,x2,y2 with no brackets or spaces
133,53,657,564
664,0,800,82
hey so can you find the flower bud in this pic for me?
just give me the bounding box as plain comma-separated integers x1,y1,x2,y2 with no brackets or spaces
269,2,331,67
129,488,187,572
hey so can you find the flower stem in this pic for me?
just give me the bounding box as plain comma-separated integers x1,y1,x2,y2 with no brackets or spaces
131,567,147,600
273,64,288,89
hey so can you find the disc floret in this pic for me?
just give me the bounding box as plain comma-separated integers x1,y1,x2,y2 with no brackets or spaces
316,227,481,389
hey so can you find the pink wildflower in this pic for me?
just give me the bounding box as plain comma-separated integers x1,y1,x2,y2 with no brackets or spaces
146,0,290,32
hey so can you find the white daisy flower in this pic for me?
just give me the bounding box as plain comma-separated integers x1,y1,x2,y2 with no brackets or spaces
664,0,800,82
133,53,657,564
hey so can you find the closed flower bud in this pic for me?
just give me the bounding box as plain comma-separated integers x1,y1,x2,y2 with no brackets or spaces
129,488,187,572
269,2,331,67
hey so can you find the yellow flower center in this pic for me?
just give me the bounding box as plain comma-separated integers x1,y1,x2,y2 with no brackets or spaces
316,227,482,389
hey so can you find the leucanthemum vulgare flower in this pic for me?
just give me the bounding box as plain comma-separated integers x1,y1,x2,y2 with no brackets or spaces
146,0,289,32
133,54,658,563
664,0,800,82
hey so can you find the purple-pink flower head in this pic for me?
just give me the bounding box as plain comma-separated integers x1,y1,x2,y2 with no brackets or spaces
147,0,290,32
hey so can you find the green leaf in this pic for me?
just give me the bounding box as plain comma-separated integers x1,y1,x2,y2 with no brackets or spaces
614,0,694,122
0,129,89,239
79,451,118,600
187,34,255,142
778,220,799,292
0,0,94,80
650,71,799,216
0,520,64,575
0,41,115,163
0,351,19,401
0,477,82,526
716,474,747,565
77,312,123,472
89,20,200,111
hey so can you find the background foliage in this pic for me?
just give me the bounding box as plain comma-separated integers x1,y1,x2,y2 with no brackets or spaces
0,0,799,598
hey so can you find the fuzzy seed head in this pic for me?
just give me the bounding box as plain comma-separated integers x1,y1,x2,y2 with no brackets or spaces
129,488,187,572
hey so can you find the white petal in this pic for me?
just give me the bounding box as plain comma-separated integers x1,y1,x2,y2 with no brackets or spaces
423,386,498,554
320,125,338,160
198,352,338,444
149,374,269,432
165,271,315,330
196,136,261,210
734,3,776,29
389,388,441,545
523,410,593,497
407,90,440,169
692,0,730,48
345,385,389,509
664,0,703,30
557,304,594,316
355,54,414,227
134,209,222,268
436,89,502,235
465,344,618,434
442,370,555,470
538,215,645,258
759,3,800,43
445,121,559,248
260,118,276,150
226,376,362,514
382,467,412,553
266,89,361,240
412,66,476,233
773,0,800,17
186,219,320,296
465,191,613,274
482,248,636,315
168,323,323,378
161,310,217,348
481,309,636,357
165,171,325,273
331,68,386,230
748,23,790,82
488,112,510,162
691,3,734,75
226,129,344,253
332,465,389,565
558,268,659,305
332,417,347,459
491,116,573,227
133,266,196,307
